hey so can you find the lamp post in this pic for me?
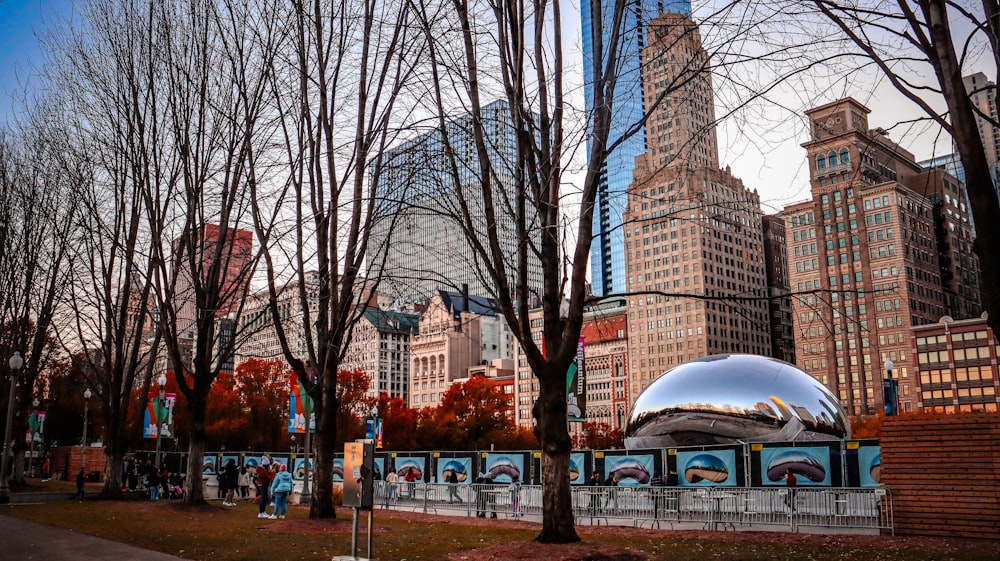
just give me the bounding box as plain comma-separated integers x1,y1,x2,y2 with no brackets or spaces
81,388,92,474
883,359,899,416
29,399,39,477
0,352,24,504
154,374,167,469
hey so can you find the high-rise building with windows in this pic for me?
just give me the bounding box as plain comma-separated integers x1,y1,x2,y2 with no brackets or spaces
366,100,543,306
623,12,771,398
913,315,999,413
763,215,796,363
583,0,691,297
783,97,980,416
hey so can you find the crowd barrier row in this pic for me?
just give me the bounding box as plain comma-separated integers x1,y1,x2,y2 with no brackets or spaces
368,482,894,535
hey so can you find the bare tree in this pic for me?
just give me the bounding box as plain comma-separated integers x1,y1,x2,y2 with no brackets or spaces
141,0,275,503
248,0,423,518
0,104,79,488
798,0,1000,337
42,0,169,495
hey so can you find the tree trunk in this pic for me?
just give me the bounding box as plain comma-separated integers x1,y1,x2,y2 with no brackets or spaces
535,373,579,543
309,432,336,518
100,449,125,497
184,439,207,504
924,0,1000,339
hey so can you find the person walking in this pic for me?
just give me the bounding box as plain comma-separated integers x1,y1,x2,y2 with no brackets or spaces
238,466,252,500
223,459,239,506
588,471,602,515
71,468,86,500
269,463,294,519
256,456,273,518
147,462,162,500
603,473,619,513
784,469,797,513
447,469,463,504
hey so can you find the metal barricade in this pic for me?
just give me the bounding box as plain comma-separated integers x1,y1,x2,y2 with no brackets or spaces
373,483,892,535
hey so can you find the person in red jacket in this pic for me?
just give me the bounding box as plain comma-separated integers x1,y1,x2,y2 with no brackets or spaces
256,457,273,519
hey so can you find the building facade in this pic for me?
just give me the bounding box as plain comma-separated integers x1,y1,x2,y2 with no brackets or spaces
783,97,982,416
341,308,419,401
763,214,796,363
367,100,543,306
513,299,630,429
623,12,771,399
578,299,630,431
171,224,254,372
583,0,691,297
963,72,1000,186
913,315,999,412
409,290,513,409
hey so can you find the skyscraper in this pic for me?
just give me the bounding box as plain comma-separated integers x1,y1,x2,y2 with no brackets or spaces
624,12,771,398
367,100,543,306
583,0,691,297
784,97,979,416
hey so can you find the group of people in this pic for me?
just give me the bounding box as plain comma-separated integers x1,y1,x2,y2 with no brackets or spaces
253,456,295,519
117,457,182,500
217,460,256,505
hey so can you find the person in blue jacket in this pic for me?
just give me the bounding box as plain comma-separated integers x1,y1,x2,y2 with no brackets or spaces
269,463,294,519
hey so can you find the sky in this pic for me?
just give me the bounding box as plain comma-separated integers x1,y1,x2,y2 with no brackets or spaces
0,0,71,122
0,0,983,214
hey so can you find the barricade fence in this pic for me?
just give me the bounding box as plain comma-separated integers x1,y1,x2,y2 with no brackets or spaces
372,482,893,534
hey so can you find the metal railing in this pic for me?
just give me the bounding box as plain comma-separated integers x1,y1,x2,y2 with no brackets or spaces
372,482,893,534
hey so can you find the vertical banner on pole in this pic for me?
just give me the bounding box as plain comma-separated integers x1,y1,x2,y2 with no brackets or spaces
289,373,315,433
144,393,175,438
567,337,586,422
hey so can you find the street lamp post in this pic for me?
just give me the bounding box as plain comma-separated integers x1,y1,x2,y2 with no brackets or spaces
82,388,92,473
0,352,24,504
154,374,167,469
883,359,899,416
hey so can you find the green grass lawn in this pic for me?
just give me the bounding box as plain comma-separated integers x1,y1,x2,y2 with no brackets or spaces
3,497,996,561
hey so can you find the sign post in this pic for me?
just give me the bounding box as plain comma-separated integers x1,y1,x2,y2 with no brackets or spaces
343,439,375,559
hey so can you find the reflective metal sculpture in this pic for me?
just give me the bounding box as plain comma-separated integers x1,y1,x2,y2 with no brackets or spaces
625,354,850,448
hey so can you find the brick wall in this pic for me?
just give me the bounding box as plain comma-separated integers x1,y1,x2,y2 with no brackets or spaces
50,446,105,481
881,413,1000,539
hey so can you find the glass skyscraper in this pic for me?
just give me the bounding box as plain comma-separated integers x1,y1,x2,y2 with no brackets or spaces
582,0,691,296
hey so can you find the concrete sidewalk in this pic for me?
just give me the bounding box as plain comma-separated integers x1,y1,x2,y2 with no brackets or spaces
0,514,187,561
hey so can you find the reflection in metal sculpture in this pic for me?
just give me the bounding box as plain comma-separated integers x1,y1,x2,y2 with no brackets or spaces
625,354,850,448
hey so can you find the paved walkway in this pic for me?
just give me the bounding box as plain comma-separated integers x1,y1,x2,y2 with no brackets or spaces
0,514,186,561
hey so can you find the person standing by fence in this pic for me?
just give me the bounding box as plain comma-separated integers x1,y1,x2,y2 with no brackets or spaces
650,471,664,518
256,457,273,518
509,475,522,518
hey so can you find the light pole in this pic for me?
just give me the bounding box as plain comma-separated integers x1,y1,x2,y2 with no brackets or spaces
29,399,39,477
82,388,92,473
0,352,24,504
883,359,898,416
154,374,167,469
